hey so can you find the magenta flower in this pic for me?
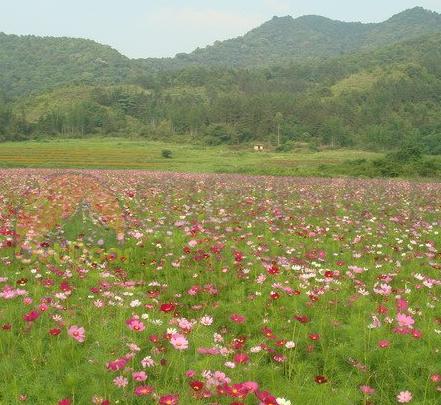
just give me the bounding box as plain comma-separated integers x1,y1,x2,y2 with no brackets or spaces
132,371,147,382
396,313,415,328
126,317,145,332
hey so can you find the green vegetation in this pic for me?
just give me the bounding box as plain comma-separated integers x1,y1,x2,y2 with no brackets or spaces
0,7,441,167
141,7,441,70
0,138,439,179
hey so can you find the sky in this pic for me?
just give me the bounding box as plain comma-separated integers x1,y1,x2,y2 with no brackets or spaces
1,1,440,59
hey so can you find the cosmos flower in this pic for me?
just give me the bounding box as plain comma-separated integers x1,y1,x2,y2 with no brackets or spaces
67,325,85,343
170,334,188,350
396,391,412,403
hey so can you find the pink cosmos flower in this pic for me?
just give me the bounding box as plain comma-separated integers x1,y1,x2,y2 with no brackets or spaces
378,339,390,348
170,334,188,350
200,315,213,326
397,390,412,403
134,385,154,396
126,317,145,332
113,375,128,388
233,352,250,364
396,313,415,328
360,385,376,395
431,374,441,383
68,325,85,343
132,371,147,382
141,356,155,368
159,394,179,404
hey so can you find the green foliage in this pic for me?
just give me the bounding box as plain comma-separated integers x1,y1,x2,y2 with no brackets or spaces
141,7,441,70
1,8,441,159
161,149,173,159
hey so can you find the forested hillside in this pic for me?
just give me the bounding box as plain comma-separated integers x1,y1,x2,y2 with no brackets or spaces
142,7,441,69
1,7,441,155
0,34,137,99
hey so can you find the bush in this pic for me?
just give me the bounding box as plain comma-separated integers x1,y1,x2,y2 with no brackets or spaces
161,149,173,159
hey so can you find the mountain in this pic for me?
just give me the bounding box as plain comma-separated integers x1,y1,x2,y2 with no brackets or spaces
1,7,441,155
2,32,441,154
1,7,441,100
142,7,441,69
0,33,138,99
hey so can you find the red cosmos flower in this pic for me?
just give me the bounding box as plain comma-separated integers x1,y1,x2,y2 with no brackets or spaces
294,315,310,324
189,380,204,391
315,375,328,384
234,251,244,262
60,281,72,292
412,329,423,339
134,385,154,396
255,390,278,404
227,385,247,398
159,394,179,404
262,327,275,339
377,305,388,314
230,314,246,324
49,328,61,336
267,264,279,275
42,279,54,287
2,323,11,331
270,291,280,300
149,334,160,343
232,336,247,350
160,303,176,313
324,271,335,278
58,399,71,405
233,353,250,364
23,310,40,322
309,334,320,341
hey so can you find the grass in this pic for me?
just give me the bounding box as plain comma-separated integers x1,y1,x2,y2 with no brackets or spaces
0,138,386,177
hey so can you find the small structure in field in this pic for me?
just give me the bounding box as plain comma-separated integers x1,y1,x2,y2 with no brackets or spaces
254,144,264,152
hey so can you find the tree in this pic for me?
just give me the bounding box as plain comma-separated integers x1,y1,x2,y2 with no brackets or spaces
274,112,283,146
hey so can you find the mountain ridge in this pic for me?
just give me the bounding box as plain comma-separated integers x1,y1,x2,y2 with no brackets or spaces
1,7,441,100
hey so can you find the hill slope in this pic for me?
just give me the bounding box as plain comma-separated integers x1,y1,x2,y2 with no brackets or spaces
1,33,440,155
0,34,137,99
1,7,441,100
142,7,441,69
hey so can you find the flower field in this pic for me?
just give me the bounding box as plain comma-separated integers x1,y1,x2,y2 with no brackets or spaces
0,169,440,405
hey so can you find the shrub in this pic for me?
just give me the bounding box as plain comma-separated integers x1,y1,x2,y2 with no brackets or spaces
161,149,173,159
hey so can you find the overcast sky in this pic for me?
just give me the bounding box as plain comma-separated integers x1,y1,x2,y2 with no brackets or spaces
1,1,440,58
